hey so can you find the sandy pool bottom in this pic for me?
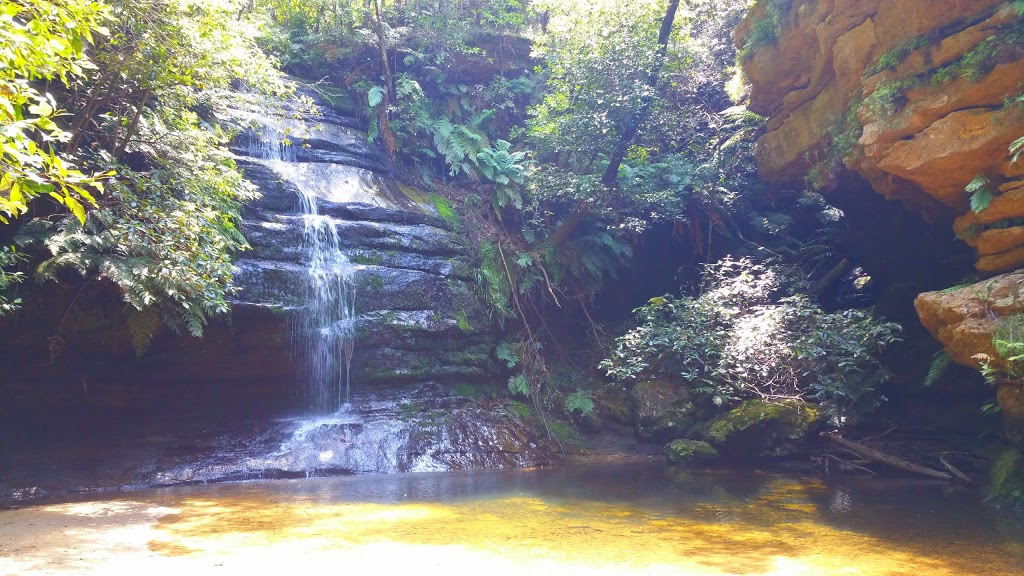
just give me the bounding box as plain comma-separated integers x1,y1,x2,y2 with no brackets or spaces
1,473,1023,576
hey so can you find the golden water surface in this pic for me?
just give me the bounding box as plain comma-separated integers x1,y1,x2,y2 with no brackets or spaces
1,463,1022,575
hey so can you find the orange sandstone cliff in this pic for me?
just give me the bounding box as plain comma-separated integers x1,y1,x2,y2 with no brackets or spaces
736,0,1024,446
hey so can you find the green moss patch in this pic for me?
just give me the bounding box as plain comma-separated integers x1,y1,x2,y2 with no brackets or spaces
704,399,821,459
988,449,1024,509
665,439,718,466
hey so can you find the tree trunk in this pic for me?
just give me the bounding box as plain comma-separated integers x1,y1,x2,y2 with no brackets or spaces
373,0,395,103
601,0,681,186
114,90,150,160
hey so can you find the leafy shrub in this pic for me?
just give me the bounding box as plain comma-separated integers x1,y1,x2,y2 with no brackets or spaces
600,258,901,425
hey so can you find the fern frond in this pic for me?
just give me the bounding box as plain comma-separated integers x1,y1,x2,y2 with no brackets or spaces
923,350,951,387
967,175,995,213
126,307,162,357
1011,136,1024,163
367,86,386,108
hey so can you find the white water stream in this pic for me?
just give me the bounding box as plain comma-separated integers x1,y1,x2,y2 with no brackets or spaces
249,124,357,411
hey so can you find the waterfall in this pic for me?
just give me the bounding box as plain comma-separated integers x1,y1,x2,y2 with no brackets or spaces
250,123,357,412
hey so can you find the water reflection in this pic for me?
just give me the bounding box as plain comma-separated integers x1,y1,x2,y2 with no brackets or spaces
3,463,1023,575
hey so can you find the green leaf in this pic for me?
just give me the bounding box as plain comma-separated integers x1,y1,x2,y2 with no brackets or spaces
65,195,86,224
367,86,386,108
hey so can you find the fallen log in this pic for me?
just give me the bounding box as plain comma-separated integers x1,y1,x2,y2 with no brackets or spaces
822,432,954,481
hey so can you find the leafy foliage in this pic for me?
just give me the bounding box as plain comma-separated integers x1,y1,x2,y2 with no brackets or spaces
1,0,113,223
738,0,788,57
1012,135,1024,164
600,258,901,425
0,246,25,315
2,0,283,347
507,373,530,396
923,351,952,387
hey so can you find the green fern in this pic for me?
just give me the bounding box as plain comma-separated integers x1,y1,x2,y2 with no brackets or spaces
967,175,995,212
565,390,595,416
126,307,162,357
1012,136,1023,163
367,85,386,108
495,340,520,368
923,350,951,387
508,373,530,396
0,246,25,315
994,314,1024,380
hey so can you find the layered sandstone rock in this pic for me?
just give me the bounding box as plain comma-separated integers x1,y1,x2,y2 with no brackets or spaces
737,0,1024,272
917,272,1024,444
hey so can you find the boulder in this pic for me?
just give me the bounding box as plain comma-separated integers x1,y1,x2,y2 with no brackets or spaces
629,380,699,442
915,271,1024,372
703,399,822,460
916,272,1024,446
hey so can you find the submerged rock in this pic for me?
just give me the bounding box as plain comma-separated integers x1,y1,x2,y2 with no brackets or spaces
703,399,822,460
665,439,718,466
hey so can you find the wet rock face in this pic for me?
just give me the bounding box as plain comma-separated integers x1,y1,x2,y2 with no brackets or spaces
219,87,494,388
0,386,559,506
737,1,1024,271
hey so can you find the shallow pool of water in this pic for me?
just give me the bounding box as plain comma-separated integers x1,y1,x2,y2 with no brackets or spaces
2,462,1023,575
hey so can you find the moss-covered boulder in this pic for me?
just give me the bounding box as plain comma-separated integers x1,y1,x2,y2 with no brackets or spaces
703,399,822,460
630,380,699,442
665,439,718,466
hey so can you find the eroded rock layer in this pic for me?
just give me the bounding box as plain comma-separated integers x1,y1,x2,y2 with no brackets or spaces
737,0,1024,272
220,88,495,388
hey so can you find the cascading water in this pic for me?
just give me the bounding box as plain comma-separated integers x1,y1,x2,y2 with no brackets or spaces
297,194,357,410
249,123,357,412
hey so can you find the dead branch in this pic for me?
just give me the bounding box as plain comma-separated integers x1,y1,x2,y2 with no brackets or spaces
859,425,898,443
825,454,877,475
939,455,973,484
822,432,953,481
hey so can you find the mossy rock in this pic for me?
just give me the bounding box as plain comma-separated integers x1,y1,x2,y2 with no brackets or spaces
665,439,718,466
594,385,632,427
703,399,822,460
630,380,699,442
989,449,1024,511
